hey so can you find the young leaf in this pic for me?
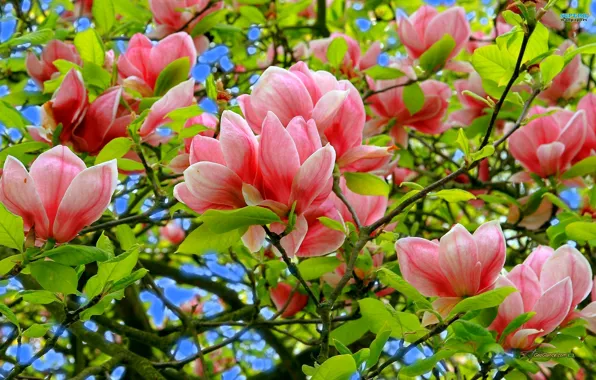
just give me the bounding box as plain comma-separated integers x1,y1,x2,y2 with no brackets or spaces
419,34,456,72
449,287,517,317
74,29,105,65
434,189,477,203
22,323,52,338
403,82,425,115
201,206,281,234
311,354,357,380
377,268,433,310
298,257,341,280
177,224,245,254
0,203,24,252
30,261,80,295
565,222,596,242
0,304,20,331
344,172,389,197
363,66,405,80
366,323,392,369
562,156,596,179
153,57,191,96
327,37,348,68
92,0,115,34
37,245,110,266
500,312,536,343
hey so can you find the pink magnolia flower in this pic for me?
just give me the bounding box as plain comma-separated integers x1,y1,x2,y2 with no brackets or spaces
174,111,344,257
309,33,381,77
395,222,506,325
61,0,93,20
117,33,197,96
576,93,596,162
397,6,471,61
238,62,391,173
26,40,81,88
269,282,309,318
489,245,592,350
324,251,385,287
509,107,587,178
0,146,118,243
149,0,222,41
366,76,452,146
159,222,186,244
139,79,196,139
447,72,492,127
579,277,596,334
540,41,590,105
169,113,219,173
392,166,416,186
40,70,134,154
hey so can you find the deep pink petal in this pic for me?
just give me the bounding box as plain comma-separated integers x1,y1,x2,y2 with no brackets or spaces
183,162,245,210
219,110,259,184
472,221,506,290
139,79,195,137
286,117,322,164
189,135,225,165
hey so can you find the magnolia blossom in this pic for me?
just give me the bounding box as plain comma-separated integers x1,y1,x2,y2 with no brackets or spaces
159,222,186,244
269,282,309,318
238,62,391,173
309,33,381,76
509,107,587,178
0,146,117,243
117,33,197,96
170,113,219,173
61,0,93,20
576,93,596,161
540,41,590,105
174,110,345,257
26,40,81,88
447,72,492,127
39,70,134,154
397,6,470,62
366,76,451,146
395,222,506,325
324,251,385,287
579,277,596,333
149,0,221,43
489,245,592,350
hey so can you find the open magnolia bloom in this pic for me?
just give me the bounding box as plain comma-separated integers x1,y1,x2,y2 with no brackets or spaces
489,245,592,350
26,40,81,88
0,146,117,243
269,282,309,318
395,222,506,325
238,62,391,173
174,110,345,257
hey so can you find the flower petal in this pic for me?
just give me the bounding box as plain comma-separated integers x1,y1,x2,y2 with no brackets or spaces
183,162,246,210
219,110,259,184
438,224,481,296
523,245,555,279
526,277,573,337
139,79,195,137
472,220,506,290
53,160,118,242
189,135,225,165
242,225,266,253
286,117,322,164
507,264,542,312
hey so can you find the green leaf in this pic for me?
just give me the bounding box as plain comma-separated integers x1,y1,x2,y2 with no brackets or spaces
30,261,79,295
327,37,348,67
358,298,427,341
542,193,570,212
205,74,217,99
377,267,433,310
318,216,345,233
0,254,21,276
563,42,596,63
37,245,110,266
470,145,495,162
333,339,352,355
298,257,341,280
92,0,115,34
108,268,148,293
344,172,389,197
0,303,19,330
401,350,456,376
565,222,596,241
472,44,515,86
500,312,536,343
115,224,136,250
0,100,29,133
177,224,245,254
501,10,523,26
22,323,52,338
178,124,209,138
153,58,191,96
117,158,144,172
366,323,392,369
239,5,267,24
540,55,564,84
74,29,105,66
18,290,60,305
95,137,133,165
562,156,596,179
0,141,48,166
82,61,111,93
456,128,470,157
191,9,228,36
84,247,139,298
202,206,281,234
363,66,405,80
434,189,477,203
0,28,53,48
403,82,425,115
449,287,517,317
0,204,24,252
330,319,370,346
419,34,456,72
311,354,356,380
302,365,316,376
